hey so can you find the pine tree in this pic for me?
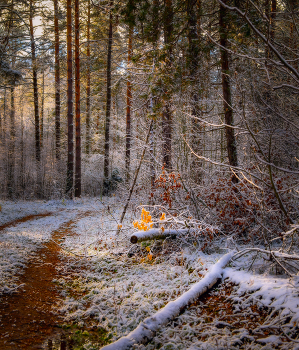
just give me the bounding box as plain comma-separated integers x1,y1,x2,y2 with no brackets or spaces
54,0,61,160
103,0,113,191
219,0,238,181
75,0,81,198
66,0,74,197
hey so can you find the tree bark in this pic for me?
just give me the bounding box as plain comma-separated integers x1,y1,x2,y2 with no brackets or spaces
130,228,188,244
2,89,7,197
125,24,133,182
85,0,91,155
7,87,15,199
289,0,298,71
0,100,2,142
74,0,81,198
149,98,155,191
0,91,3,143
40,70,44,148
54,0,61,160
265,0,276,61
20,100,25,196
152,0,159,44
187,0,200,84
103,0,113,182
162,0,173,171
29,0,40,163
187,0,203,179
66,0,74,197
270,0,276,44
219,0,238,182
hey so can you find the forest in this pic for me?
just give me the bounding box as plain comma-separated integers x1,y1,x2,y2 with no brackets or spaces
0,0,299,349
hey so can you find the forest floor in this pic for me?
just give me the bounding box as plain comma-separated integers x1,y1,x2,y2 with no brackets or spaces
0,198,299,350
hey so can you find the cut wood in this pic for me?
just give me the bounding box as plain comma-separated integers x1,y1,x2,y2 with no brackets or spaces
130,228,189,244
100,251,234,350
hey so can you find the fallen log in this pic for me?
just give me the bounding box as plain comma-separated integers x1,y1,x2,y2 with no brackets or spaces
130,228,189,244
100,251,234,350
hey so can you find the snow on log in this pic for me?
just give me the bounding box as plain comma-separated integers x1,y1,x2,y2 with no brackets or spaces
130,228,189,244
100,251,234,350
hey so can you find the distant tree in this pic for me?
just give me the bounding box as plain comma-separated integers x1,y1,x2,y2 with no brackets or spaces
125,24,133,182
85,0,91,155
219,0,238,181
66,0,74,197
54,0,61,160
29,0,41,163
75,0,81,197
162,0,173,170
103,0,113,190
7,86,15,198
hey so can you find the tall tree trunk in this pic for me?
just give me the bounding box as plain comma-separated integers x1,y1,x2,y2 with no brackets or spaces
54,0,61,160
2,88,7,197
85,0,91,155
103,0,113,184
196,0,202,32
0,95,2,143
264,0,276,60
74,0,81,197
270,0,276,43
20,99,25,196
289,0,298,71
187,0,202,179
66,0,74,197
149,0,159,192
219,0,238,182
150,97,155,191
264,0,270,59
29,0,40,163
152,0,159,44
0,96,2,142
7,86,15,198
162,0,173,171
40,70,44,148
187,0,200,88
125,25,133,182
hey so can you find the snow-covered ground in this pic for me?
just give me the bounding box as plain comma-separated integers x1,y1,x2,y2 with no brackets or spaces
0,197,109,293
0,198,299,349
55,203,299,349
0,200,52,226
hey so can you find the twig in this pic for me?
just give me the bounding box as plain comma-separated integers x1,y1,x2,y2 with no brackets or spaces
117,119,154,234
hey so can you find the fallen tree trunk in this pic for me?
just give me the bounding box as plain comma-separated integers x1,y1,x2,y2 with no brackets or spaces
130,228,189,244
100,251,234,350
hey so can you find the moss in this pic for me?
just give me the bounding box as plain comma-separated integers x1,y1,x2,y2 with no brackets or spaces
54,324,112,349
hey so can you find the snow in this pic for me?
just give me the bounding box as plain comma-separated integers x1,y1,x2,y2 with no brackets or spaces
54,206,229,347
131,229,189,243
223,267,299,325
0,198,92,226
0,197,110,293
0,209,79,293
257,335,282,344
1,198,299,349
100,252,234,350
0,200,51,225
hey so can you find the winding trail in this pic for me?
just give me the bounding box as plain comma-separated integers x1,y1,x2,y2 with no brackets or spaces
0,213,53,232
0,211,93,350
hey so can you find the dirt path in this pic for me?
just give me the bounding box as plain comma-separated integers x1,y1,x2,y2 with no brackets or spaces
0,213,53,232
0,211,93,350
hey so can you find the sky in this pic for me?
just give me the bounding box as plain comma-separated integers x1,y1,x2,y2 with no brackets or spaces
33,16,43,38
